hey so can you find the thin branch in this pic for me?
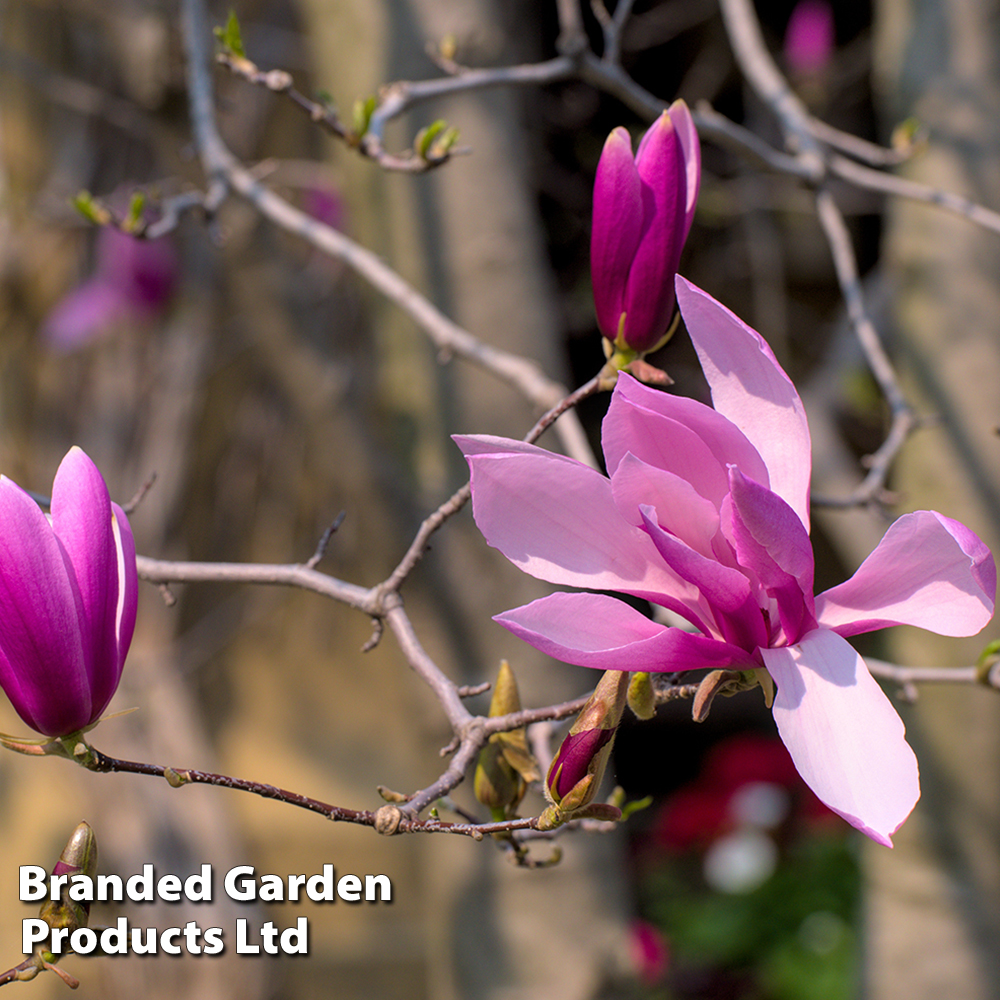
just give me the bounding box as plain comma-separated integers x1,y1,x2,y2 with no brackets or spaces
555,0,588,56
305,510,347,569
369,58,577,140
82,744,536,839
181,0,593,465
218,52,466,172
718,0,825,178
807,117,916,167
867,659,1000,691
382,374,602,594
829,152,1000,238
814,188,915,505
136,555,377,613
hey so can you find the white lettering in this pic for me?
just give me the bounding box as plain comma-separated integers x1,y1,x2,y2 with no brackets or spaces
157,874,181,902
235,918,258,954
19,867,47,902
21,918,48,954
225,866,256,902
337,874,362,902
307,866,334,902
126,865,154,902
365,874,391,902
202,926,225,955
185,865,213,901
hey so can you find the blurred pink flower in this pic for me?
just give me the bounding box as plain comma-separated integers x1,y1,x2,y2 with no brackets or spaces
784,0,835,77
457,278,995,846
630,920,670,985
44,227,177,351
654,734,835,853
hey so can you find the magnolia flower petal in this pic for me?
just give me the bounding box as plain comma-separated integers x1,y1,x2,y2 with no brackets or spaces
591,127,644,339
676,278,812,529
604,374,769,496
763,628,919,846
603,388,729,506
0,476,91,735
92,501,139,716
726,468,816,644
667,100,701,232
51,447,122,696
640,507,768,651
462,449,704,606
624,113,688,351
454,433,582,465
611,452,720,556
497,593,754,672
816,510,996,637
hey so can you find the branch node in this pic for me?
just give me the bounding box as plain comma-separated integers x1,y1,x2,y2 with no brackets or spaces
374,804,403,836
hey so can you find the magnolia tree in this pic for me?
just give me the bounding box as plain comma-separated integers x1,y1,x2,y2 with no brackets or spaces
1,0,999,996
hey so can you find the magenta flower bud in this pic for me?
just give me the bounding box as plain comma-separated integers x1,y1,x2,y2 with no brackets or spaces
546,670,629,810
0,448,138,737
591,100,700,356
548,727,615,803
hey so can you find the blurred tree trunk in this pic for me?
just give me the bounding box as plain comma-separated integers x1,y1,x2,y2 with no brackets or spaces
864,1,1000,997
291,2,632,998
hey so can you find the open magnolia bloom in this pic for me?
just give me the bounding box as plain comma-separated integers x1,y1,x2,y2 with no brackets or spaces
457,277,996,846
0,448,138,738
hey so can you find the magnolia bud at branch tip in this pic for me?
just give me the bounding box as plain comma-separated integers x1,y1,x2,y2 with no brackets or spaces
545,670,629,816
591,100,700,358
38,821,99,946
474,661,540,819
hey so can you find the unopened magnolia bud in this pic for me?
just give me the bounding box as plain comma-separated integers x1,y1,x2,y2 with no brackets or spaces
545,670,629,814
474,742,524,817
627,672,656,720
474,661,540,819
38,821,98,950
488,660,521,717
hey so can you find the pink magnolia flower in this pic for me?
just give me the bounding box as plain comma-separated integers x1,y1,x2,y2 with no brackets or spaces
0,448,138,737
457,278,995,846
591,101,700,355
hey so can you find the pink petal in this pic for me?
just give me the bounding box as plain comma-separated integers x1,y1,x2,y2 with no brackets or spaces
668,100,701,232
676,278,812,530
50,448,121,701
640,506,768,651
497,593,755,672
762,628,919,846
453,434,581,465
604,374,770,500
726,468,816,644
611,452,720,557
603,384,728,507
96,228,177,311
461,448,705,607
591,127,644,340
815,511,996,638
99,501,138,714
624,113,688,351
0,477,91,735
